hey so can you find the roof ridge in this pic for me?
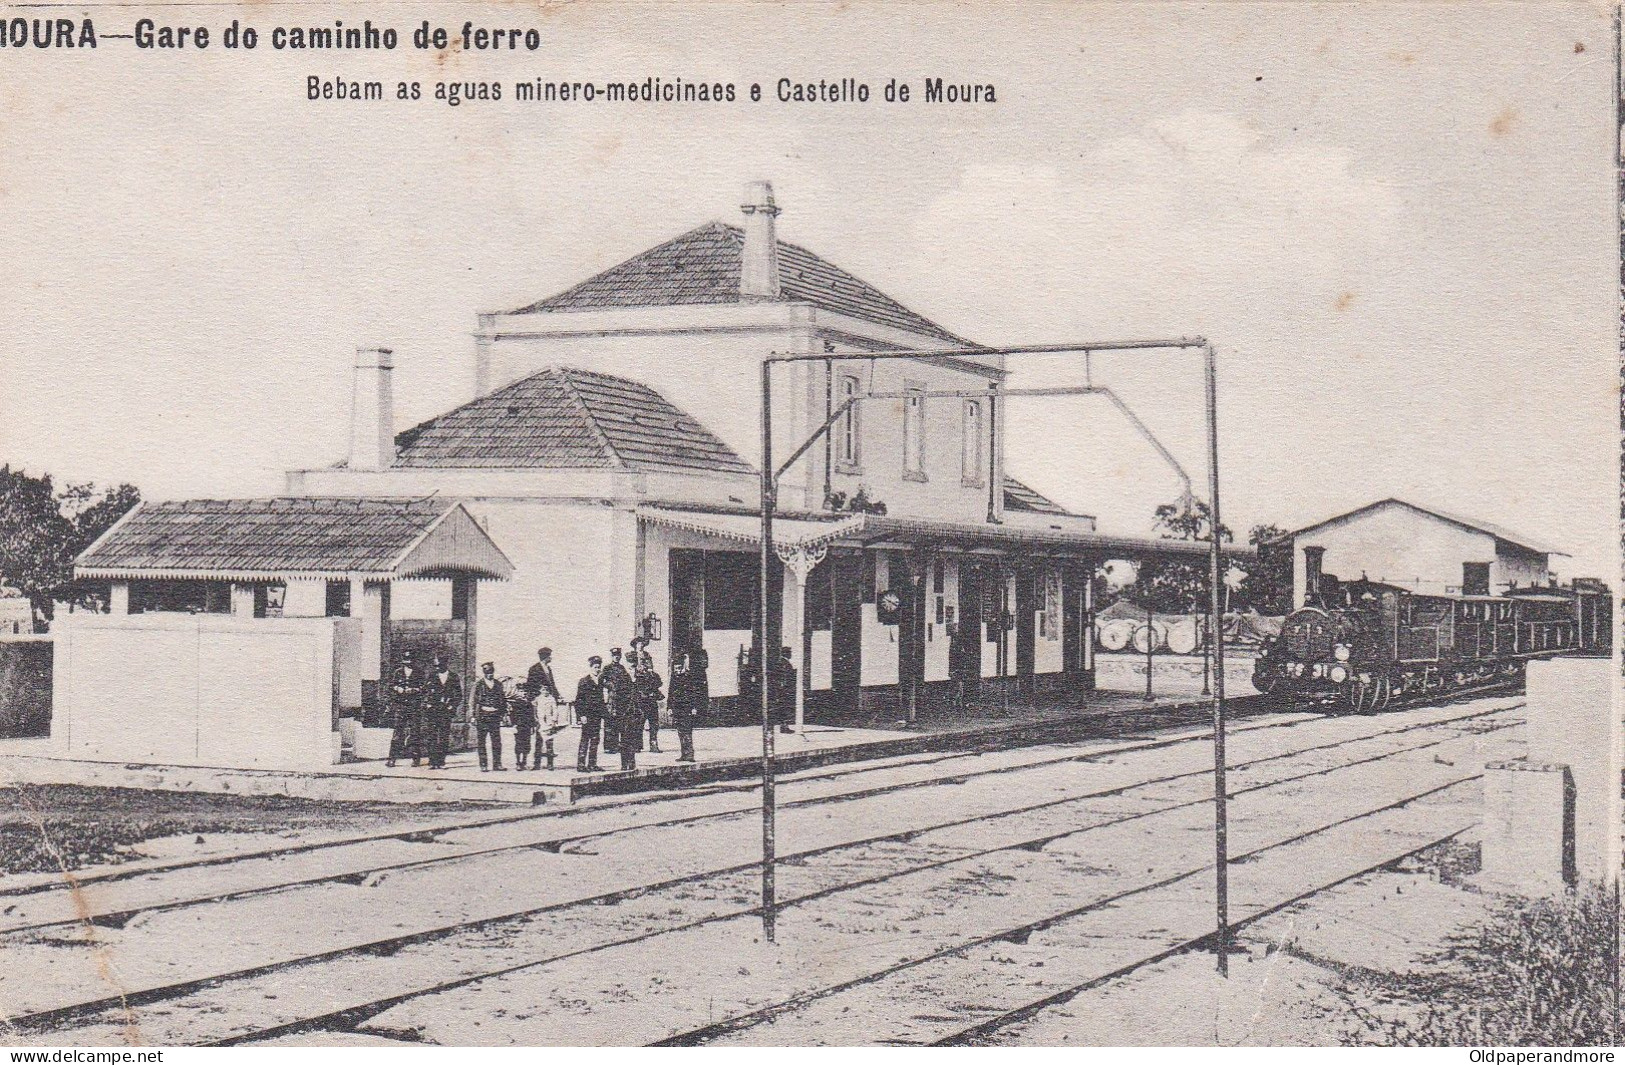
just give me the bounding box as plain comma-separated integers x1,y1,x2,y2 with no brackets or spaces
1292,497,1564,557
555,367,629,469
507,222,740,315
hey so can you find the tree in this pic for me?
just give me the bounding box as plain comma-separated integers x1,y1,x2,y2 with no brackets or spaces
1237,523,1293,615
0,467,140,629
60,482,143,613
1130,500,1233,614
1152,499,1232,545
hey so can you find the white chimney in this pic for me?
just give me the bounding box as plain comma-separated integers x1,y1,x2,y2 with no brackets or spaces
740,180,781,300
349,346,395,470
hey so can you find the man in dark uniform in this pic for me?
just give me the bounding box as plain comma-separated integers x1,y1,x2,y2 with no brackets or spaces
470,661,508,771
669,650,708,763
599,646,632,758
423,653,462,770
617,655,653,771
386,650,426,768
771,645,798,735
573,656,606,772
632,653,664,754
520,647,564,770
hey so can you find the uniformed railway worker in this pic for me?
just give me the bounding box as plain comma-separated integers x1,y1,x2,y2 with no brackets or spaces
668,650,707,764
470,661,508,772
632,653,664,755
573,655,607,773
423,653,462,771
599,647,632,760
385,649,426,768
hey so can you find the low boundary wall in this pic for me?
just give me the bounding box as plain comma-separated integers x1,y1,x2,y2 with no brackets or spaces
53,614,343,771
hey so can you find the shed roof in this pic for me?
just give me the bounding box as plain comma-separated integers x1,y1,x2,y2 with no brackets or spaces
391,366,753,476
507,221,976,347
76,499,514,582
1285,498,1566,557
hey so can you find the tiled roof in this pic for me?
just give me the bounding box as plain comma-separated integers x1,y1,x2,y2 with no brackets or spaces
75,498,491,578
392,366,753,476
1002,475,1071,516
509,222,975,347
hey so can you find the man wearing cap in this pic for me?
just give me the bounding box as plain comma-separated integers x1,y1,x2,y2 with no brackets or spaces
423,652,462,771
573,656,607,772
631,651,664,755
599,646,633,761
385,649,426,768
470,661,508,772
521,647,565,768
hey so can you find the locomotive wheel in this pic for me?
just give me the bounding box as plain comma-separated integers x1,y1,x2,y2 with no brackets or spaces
1348,673,1392,714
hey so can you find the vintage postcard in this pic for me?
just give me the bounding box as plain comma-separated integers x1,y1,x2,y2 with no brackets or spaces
0,0,1618,1051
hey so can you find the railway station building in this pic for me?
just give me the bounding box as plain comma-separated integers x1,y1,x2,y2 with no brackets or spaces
281,181,1226,726
72,182,1230,767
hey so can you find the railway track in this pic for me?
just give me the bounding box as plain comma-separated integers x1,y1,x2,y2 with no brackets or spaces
0,696,1523,1045
0,698,1293,908
0,704,1332,935
665,781,1475,1047
0,683,1513,931
354,704,1508,1048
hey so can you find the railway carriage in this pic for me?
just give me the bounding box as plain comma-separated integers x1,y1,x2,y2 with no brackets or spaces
1252,576,1591,712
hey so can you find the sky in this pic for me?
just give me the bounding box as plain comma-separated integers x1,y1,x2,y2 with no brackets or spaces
0,1,1617,580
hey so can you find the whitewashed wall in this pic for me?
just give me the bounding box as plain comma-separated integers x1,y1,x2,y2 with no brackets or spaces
1494,547,1549,590
463,501,631,685
53,614,340,769
1294,505,1510,604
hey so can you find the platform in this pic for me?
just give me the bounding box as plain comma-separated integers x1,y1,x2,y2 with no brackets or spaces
0,690,1252,806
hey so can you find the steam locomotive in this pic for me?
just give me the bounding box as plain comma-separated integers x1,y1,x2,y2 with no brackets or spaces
1252,575,1604,712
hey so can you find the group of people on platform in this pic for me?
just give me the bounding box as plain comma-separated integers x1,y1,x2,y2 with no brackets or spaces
382,638,715,774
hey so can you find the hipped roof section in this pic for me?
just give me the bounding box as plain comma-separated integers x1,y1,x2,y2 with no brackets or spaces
508,221,977,348
390,366,754,477
75,498,514,582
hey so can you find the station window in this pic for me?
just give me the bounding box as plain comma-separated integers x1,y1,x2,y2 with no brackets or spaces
903,386,926,480
837,374,861,468
324,580,351,617
130,579,229,615
962,400,984,486
1462,562,1490,597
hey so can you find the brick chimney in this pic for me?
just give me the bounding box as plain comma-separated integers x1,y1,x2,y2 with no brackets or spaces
349,346,395,470
739,180,781,300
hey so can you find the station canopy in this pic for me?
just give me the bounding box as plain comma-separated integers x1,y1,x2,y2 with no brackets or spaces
75,498,514,583
636,504,1251,560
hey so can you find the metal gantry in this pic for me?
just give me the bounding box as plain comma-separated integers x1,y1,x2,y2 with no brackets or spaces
755,337,1232,974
